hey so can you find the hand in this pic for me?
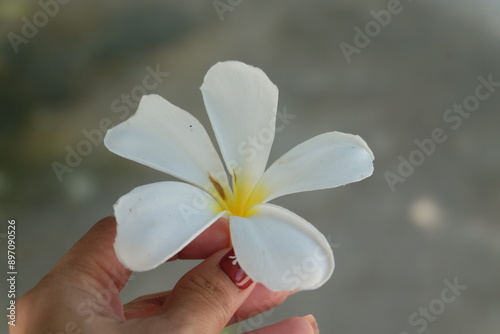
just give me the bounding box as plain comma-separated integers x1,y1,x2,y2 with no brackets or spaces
13,217,320,333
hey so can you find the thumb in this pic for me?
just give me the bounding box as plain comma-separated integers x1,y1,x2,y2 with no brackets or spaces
138,248,255,333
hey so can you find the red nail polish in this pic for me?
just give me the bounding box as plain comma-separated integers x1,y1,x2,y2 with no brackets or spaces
219,249,253,290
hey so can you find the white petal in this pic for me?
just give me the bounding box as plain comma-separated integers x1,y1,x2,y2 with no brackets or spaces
114,181,225,271
201,61,279,193
230,204,334,291
104,94,230,197
252,132,374,203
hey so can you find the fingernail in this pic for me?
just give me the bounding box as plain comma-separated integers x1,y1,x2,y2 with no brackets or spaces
219,249,253,290
303,314,320,334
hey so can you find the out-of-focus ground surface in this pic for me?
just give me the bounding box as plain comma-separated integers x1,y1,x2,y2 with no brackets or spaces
1,0,500,333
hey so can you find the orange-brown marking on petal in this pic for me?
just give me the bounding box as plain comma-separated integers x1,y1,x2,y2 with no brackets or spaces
209,174,225,200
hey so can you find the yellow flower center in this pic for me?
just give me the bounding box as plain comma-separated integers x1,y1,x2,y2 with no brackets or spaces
208,173,267,217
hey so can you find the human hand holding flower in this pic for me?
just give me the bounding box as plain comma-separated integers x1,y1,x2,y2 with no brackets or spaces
14,217,320,333
14,61,373,334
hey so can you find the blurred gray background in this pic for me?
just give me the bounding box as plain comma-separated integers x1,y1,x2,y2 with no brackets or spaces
1,0,499,333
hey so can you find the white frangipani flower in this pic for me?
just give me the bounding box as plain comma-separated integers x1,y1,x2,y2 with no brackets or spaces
104,61,374,291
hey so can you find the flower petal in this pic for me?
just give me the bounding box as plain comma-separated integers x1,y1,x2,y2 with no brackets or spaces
114,181,226,271
252,132,374,203
230,204,334,291
200,61,279,194
104,94,230,198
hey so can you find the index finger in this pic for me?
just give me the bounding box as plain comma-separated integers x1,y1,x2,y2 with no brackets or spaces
57,215,228,296
169,217,230,260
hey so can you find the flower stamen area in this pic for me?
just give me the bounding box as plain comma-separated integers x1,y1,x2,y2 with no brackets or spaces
208,174,226,200
208,173,267,218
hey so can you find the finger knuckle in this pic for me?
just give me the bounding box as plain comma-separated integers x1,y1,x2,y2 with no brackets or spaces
183,273,232,324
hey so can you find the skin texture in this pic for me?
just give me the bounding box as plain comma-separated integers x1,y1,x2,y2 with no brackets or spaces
12,217,319,334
